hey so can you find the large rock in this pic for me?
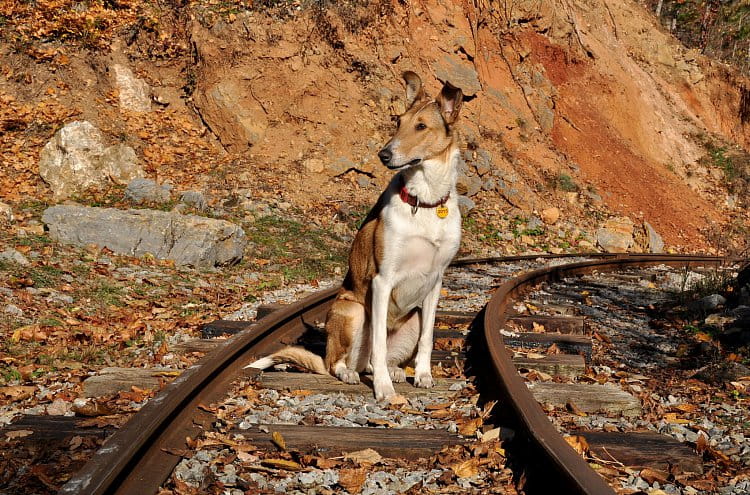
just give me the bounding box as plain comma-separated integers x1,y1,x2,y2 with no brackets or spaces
42,205,246,268
434,56,481,96
39,121,143,200
643,221,665,253
194,80,268,152
111,64,151,112
596,217,634,253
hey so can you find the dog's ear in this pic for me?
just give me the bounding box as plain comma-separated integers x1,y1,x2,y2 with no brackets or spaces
436,81,463,125
403,71,425,108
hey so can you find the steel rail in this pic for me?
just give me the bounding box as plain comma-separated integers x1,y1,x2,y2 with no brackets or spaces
480,254,731,495
61,253,736,495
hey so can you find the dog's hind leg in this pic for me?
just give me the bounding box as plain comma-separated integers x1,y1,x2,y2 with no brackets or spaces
325,299,367,385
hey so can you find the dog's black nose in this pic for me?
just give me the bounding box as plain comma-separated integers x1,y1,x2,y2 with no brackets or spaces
378,148,392,165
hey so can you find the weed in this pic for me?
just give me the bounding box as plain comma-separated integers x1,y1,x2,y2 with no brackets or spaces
520,226,545,237
90,282,125,307
39,318,63,327
708,145,737,181
30,265,64,288
245,214,347,283
1,367,22,383
554,173,579,192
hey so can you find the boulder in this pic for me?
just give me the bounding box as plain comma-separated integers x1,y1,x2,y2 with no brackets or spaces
688,294,726,313
42,205,246,268
194,79,268,151
434,56,481,96
0,248,29,266
111,64,151,112
643,221,664,253
124,178,172,204
100,144,142,185
541,207,560,225
180,191,208,211
596,217,634,253
39,121,143,200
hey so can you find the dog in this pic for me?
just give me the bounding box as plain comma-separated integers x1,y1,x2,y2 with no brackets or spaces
248,72,463,401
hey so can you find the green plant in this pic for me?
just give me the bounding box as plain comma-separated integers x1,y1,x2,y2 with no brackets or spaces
708,145,737,182
555,173,579,192
30,265,63,288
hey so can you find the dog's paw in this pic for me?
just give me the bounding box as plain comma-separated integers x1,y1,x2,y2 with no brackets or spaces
336,368,361,384
388,366,406,383
374,377,397,402
414,371,434,389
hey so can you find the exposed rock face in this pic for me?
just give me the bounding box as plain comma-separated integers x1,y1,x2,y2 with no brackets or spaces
194,79,268,152
111,64,151,112
42,205,246,268
596,216,635,253
434,56,482,96
39,121,143,200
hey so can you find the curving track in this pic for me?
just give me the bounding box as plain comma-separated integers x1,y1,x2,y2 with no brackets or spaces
60,253,737,495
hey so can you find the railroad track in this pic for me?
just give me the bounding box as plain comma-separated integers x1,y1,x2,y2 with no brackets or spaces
6,253,742,494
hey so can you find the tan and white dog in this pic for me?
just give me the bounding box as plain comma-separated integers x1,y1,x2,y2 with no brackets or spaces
249,72,463,401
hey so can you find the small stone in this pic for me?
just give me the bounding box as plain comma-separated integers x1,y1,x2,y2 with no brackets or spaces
457,196,475,216
4,304,23,317
541,207,560,225
124,178,172,203
180,191,207,211
303,158,325,174
0,202,13,224
0,248,30,266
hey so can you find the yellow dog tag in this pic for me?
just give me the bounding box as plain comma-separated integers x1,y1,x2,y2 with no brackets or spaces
436,205,449,218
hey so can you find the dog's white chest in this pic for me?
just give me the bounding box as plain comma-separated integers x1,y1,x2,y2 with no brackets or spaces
383,201,461,317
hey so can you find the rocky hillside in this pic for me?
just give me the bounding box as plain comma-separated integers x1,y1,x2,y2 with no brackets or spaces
1,0,748,260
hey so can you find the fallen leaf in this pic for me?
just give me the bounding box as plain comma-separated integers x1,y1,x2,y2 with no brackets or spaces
387,394,408,407
640,467,669,484
565,400,587,416
344,448,382,465
451,458,479,478
5,429,33,440
260,458,302,471
0,385,36,401
271,431,286,451
69,435,83,450
564,435,589,456
481,427,500,442
458,417,482,437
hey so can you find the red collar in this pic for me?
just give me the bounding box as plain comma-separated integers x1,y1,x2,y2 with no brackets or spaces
399,177,450,208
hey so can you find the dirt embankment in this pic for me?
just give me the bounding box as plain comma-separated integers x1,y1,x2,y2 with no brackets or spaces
1,0,748,252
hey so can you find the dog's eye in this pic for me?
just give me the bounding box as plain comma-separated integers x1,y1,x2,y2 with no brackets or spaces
415,123,427,131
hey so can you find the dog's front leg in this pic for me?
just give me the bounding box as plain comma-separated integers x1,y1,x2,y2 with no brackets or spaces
370,274,396,401
414,279,441,388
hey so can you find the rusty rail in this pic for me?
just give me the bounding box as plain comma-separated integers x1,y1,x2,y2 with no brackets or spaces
60,253,736,495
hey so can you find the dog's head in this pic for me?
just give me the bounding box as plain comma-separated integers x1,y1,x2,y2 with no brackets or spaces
378,72,463,170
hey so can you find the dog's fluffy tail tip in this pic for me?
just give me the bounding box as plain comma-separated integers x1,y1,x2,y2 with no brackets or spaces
245,356,275,370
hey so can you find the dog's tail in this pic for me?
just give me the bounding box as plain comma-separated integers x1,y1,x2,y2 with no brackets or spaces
246,347,328,375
